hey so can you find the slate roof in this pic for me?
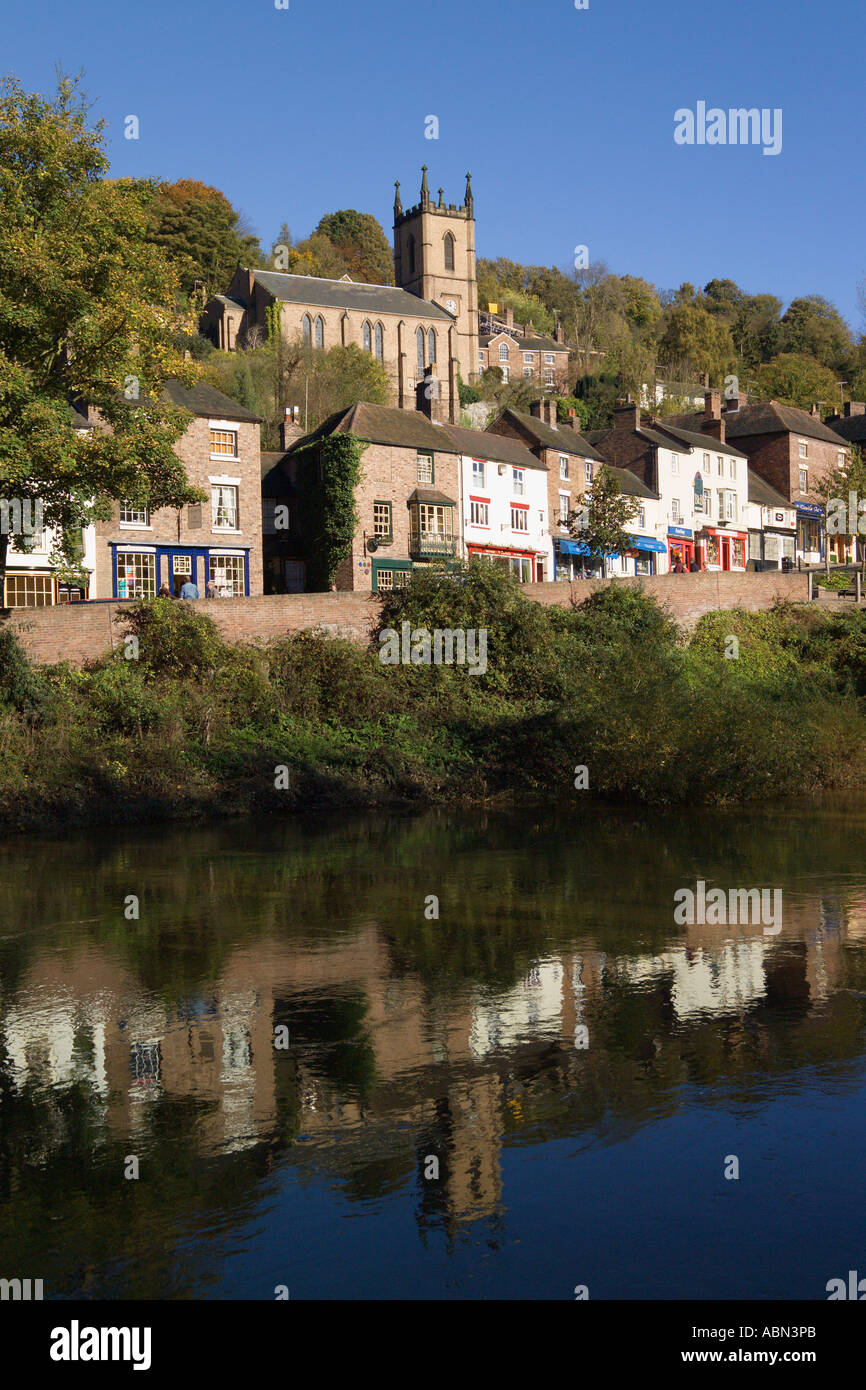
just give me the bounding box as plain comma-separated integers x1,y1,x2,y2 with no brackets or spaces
606,464,658,500
722,402,849,446
748,472,792,509
407,487,457,506
252,270,455,322
285,402,463,454
495,408,604,461
645,421,748,459
824,412,866,445
480,333,567,352
161,379,261,423
441,423,547,470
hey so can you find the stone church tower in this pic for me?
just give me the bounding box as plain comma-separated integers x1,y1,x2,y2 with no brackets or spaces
393,168,479,387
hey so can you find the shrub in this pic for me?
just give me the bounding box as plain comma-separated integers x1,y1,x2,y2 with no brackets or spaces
115,599,230,679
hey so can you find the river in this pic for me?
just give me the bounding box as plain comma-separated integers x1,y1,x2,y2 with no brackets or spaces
1,805,865,1300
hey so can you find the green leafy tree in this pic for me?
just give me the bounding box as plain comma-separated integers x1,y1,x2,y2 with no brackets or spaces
313,210,393,284
657,301,736,381
752,353,838,410
0,74,203,590
816,444,866,576
733,293,783,368
780,296,852,372
145,179,264,298
570,463,640,572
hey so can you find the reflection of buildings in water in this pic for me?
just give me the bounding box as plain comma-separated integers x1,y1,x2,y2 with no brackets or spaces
469,957,565,1059
4,891,865,1229
623,941,768,1020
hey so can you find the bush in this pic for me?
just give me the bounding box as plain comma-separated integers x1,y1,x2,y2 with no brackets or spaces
115,599,230,679
0,625,51,722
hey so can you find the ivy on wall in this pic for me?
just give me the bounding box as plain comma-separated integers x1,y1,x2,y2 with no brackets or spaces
295,432,365,590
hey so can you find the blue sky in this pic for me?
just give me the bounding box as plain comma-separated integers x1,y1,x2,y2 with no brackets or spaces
6,0,863,328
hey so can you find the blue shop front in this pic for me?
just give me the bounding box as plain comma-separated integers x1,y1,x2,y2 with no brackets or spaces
111,544,251,599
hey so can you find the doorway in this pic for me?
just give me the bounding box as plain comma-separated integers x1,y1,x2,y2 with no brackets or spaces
171,553,194,597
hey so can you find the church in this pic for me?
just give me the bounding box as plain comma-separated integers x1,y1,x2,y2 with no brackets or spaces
202,169,479,424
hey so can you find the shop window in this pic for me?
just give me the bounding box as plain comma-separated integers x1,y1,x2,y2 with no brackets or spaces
4,573,54,607
116,551,156,599
209,555,245,597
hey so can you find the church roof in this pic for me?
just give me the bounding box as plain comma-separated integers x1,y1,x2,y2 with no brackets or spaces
252,270,456,322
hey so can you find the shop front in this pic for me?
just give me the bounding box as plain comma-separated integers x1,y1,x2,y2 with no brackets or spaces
623,534,667,576
796,502,825,565
700,527,747,571
467,544,545,583
111,545,251,599
667,525,694,570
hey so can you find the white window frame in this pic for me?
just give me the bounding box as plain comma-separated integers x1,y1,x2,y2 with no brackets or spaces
211,482,240,531
209,420,240,460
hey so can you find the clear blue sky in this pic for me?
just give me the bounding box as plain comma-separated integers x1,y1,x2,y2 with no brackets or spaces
6,0,864,328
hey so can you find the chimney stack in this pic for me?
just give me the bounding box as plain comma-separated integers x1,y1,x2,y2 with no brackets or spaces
704,389,722,420
613,402,641,432
504,305,514,330
810,404,821,419
844,401,866,417
280,405,303,450
416,369,446,423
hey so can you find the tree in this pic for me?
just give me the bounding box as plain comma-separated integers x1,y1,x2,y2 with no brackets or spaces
145,179,264,298
733,293,783,368
780,296,852,372
0,74,203,591
313,210,393,284
657,301,736,381
570,463,640,573
752,353,838,410
816,444,866,576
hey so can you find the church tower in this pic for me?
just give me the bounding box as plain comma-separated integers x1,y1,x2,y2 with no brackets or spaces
393,168,479,385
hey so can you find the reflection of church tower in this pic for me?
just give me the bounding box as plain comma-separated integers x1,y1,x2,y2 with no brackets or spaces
393,168,479,386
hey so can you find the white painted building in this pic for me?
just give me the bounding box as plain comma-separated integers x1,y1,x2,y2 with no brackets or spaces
443,423,551,581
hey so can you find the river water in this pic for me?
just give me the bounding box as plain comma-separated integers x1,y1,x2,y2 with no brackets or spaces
1,805,865,1300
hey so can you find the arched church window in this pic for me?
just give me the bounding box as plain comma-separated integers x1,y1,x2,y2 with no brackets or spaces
302,314,312,346
428,329,436,365
444,232,455,271
374,323,384,361
362,321,372,353
416,327,426,374
314,316,324,349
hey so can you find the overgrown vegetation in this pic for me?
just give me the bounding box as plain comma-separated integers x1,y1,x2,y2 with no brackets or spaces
2,570,866,832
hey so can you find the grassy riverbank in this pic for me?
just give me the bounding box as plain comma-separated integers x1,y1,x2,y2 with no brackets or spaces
2,564,866,832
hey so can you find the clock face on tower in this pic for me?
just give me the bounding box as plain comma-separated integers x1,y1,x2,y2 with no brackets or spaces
444,298,457,314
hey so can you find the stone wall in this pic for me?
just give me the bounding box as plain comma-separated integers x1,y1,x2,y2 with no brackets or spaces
0,570,810,667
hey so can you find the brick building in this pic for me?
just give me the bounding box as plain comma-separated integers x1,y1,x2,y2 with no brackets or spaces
202,170,479,425
284,402,462,592
477,305,570,392
90,381,263,600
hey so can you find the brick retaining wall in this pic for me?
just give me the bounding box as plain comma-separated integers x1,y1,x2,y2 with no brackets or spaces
0,571,810,667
